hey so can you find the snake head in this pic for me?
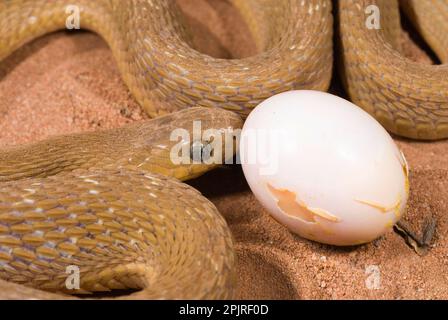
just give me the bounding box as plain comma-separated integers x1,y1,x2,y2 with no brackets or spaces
128,107,243,181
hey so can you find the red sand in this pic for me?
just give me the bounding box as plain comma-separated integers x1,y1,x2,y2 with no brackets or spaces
0,0,447,299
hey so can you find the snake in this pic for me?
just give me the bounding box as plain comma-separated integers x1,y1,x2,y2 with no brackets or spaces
0,107,243,299
339,0,448,140
0,0,446,300
0,0,333,299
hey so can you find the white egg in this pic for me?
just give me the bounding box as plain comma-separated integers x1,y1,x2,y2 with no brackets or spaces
240,90,409,246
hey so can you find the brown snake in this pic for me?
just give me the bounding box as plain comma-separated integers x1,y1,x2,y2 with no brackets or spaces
0,0,332,299
339,0,448,140
0,107,243,299
0,0,446,299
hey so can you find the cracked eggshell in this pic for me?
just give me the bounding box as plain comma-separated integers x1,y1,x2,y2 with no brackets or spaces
240,90,409,246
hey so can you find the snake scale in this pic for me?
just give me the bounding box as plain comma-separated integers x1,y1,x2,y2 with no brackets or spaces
340,0,448,140
0,0,446,299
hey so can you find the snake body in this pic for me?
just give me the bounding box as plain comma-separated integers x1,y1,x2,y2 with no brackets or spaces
0,0,332,299
339,0,448,140
0,107,242,299
1,0,448,300
0,0,333,117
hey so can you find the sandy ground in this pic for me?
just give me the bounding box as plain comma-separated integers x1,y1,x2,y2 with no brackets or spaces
0,0,447,299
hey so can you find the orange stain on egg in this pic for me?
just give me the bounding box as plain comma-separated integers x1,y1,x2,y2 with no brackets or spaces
355,197,401,216
267,183,341,223
356,152,408,220
385,219,394,229
403,163,410,196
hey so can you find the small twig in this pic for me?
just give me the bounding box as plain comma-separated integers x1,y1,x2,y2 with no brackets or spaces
422,217,437,246
393,216,437,256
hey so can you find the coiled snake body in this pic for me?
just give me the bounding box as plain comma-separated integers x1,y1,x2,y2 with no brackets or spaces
0,108,242,299
0,0,446,299
0,0,332,299
340,0,448,140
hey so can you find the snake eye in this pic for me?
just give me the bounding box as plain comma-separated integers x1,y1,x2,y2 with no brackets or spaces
190,140,213,163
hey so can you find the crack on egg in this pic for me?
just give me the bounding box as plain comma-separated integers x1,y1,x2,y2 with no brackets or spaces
356,196,402,219
357,149,408,220
398,149,410,196
266,183,341,223
385,219,394,229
